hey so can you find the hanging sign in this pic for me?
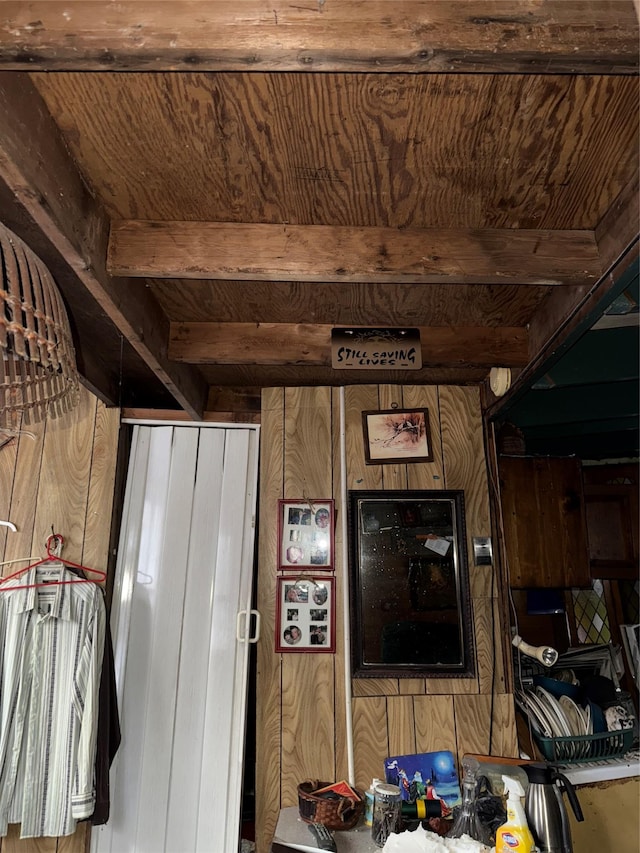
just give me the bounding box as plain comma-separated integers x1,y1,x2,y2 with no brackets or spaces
331,328,422,370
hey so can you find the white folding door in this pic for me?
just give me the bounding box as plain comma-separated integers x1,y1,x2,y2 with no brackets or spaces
92,422,259,853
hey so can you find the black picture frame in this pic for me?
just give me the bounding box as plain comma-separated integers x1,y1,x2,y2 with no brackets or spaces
348,489,475,678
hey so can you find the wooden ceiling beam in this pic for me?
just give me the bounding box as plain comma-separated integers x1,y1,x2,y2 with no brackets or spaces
0,1,637,74
169,322,529,367
485,169,639,418
110,221,601,287
523,169,639,372
0,71,208,420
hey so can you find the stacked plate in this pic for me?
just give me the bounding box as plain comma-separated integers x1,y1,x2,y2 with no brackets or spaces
515,687,593,759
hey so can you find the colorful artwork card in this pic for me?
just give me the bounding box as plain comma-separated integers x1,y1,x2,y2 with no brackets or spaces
384,750,461,813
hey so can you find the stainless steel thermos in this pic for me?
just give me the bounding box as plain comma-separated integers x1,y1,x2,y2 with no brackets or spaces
522,763,584,853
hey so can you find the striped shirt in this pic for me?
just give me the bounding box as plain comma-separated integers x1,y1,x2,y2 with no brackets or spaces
0,563,106,838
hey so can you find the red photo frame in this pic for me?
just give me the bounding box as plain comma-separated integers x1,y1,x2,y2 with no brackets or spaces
277,499,334,571
275,577,336,654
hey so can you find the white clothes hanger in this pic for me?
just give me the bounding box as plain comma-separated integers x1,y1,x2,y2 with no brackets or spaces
0,521,22,574
0,556,38,569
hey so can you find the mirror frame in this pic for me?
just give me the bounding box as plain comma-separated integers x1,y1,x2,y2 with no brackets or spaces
348,489,476,678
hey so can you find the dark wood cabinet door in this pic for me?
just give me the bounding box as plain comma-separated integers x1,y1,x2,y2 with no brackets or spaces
499,456,591,588
582,463,639,579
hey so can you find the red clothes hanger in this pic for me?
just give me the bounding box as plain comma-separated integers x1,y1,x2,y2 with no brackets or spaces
0,534,107,591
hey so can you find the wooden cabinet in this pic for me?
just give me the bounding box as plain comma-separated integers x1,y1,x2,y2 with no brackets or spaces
498,456,591,588
583,464,639,579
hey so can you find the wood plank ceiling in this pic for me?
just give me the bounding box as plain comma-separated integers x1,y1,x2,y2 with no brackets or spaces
0,1,638,420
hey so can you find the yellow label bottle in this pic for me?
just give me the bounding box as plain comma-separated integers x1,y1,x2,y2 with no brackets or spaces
495,775,536,853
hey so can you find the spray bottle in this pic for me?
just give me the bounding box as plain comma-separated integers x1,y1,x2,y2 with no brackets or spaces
495,775,536,853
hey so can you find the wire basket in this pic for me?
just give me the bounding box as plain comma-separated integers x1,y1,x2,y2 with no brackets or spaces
535,727,634,764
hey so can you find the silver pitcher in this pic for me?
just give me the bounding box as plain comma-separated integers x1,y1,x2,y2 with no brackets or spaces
522,763,584,853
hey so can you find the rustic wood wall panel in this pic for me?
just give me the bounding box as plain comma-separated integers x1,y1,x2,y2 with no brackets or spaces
343,385,394,700
0,423,19,561
283,386,333,497
31,390,97,562
453,695,495,758
0,385,119,853
440,386,492,598
413,696,458,757
255,387,284,851
351,678,399,698
3,827,55,853
3,819,89,853
423,387,482,696
281,387,336,805
344,385,382,492
393,385,445,696
82,404,120,567
351,695,389,794
404,385,445,491
453,695,518,760
398,679,426,696
378,386,409,492
55,826,89,853
256,382,516,853
387,696,417,756
474,596,506,696
1,421,46,569
281,653,335,802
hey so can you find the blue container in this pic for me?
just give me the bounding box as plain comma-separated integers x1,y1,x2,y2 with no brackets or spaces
532,675,580,701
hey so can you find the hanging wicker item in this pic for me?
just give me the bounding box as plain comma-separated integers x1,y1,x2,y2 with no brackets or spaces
0,222,79,431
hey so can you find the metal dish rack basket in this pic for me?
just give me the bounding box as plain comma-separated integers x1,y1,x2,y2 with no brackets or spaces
535,727,634,764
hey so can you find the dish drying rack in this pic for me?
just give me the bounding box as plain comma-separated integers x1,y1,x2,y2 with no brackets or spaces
514,643,637,763
534,728,635,764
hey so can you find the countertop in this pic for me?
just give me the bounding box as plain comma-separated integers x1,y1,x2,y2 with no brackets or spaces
273,808,379,852
561,749,640,785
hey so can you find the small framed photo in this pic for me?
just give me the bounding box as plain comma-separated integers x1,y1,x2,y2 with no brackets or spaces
362,408,434,465
276,577,335,653
278,499,334,570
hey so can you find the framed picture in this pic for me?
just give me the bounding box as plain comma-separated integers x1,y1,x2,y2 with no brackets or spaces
278,499,334,570
362,408,434,464
275,577,336,653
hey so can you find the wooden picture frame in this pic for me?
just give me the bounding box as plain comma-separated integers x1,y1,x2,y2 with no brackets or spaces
275,577,336,653
362,408,434,464
277,499,334,570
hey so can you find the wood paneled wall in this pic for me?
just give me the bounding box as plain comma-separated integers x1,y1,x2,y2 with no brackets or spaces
256,384,518,853
0,386,120,853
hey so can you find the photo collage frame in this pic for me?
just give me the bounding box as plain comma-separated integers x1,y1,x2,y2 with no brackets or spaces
275,577,336,653
277,499,334,570
276,499,336,654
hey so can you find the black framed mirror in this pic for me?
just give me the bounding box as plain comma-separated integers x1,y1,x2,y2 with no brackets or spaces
348,490,475,678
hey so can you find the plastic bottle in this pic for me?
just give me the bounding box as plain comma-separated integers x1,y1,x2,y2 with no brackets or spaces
495,775,536,853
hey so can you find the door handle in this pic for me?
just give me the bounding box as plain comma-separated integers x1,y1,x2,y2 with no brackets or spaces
236,609,261,643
